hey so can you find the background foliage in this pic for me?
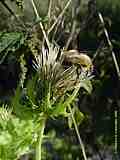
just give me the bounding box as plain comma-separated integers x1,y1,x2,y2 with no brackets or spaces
0,0,120,159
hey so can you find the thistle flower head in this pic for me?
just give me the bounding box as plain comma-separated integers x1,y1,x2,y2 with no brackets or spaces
29,45,93,115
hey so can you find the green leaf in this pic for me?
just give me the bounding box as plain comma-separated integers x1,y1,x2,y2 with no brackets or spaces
0,131,12,145
80,79,92,94
68,113,73,129
26,75,38,104
0,106,35,160
51,104,68,117
0,32,25,64
74,107,84,126
68,107,84,129
11,87,35,119
50,97,68,117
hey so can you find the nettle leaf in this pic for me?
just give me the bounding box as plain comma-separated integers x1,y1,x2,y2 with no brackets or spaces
0,32,24,52
0,32,25,64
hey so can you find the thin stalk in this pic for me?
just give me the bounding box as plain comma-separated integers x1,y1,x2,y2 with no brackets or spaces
65,20,76,49
48,0,72,34
68,105,88,160
98,14,120,159
65,0,77,50
98,12,120,79
36,117,46,160
63,83,88,159
64,83,81,107
47,0,53,28
30,0,50,49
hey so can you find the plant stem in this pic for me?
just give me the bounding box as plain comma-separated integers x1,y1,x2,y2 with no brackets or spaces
36,117,46,160
48,0,72,34
68,105,88,160
98,12,120,79
30,0,50,49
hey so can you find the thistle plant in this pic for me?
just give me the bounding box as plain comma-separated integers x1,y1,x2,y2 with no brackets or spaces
11,44,92,160
0,1,93,158
0,106,35,160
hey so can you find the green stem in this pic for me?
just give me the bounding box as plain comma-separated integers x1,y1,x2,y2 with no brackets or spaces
68,105,87,160
30,0,50,50
36,117,46,160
